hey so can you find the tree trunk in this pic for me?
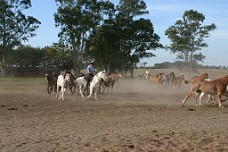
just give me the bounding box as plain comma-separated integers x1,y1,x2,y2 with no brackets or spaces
1,51,7,77
130,67,134,78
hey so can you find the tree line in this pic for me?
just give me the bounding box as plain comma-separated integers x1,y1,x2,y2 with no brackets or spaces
0,0,216,77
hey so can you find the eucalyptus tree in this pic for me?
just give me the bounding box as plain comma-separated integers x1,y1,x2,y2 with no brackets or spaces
85,2,118,73
54,0,114,75
116,0,162,76
165,10,216,71
0,0,40,76
86,20,121,72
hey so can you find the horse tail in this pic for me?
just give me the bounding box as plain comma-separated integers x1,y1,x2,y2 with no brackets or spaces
184,79,191,84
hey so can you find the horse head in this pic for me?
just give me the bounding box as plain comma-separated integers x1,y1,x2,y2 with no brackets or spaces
97,70,108,81
64,73,71,83
201,73,209,80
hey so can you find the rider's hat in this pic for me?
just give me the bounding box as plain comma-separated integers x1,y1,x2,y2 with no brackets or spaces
90,59,95,64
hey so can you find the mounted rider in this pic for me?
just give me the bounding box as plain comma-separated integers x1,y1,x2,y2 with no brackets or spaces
85,59,97,86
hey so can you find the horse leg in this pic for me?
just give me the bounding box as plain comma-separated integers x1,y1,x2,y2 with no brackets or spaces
207,94,213,104
211,95,216,104
54,84,57,94
181,89,194,107
217,92,223,108
47,85,51,94
79,86,85,100
94,88,98,100
198,92,205,106
61,86,65,100
87,87,93,99
50,86,53,93
56,85,59,98
193,92,200,106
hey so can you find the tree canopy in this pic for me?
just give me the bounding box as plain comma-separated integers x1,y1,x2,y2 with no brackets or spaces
54,0,162,76
165,10,216,72
2,2,221,77
0,0,40,76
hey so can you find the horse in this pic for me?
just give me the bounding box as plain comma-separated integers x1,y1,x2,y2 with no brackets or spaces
194,75,228,108
100,78,115,93
192,79,216,106
144,69,150,80
100,73,122,93
46,71,57,94
147,73,165,88
56,72,71,100
74,70,108,100
65,71,77,94
164,72,175,87
170,74,186,88
181,73,209,107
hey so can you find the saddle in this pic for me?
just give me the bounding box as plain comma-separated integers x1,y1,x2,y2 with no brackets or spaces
84,74,94,86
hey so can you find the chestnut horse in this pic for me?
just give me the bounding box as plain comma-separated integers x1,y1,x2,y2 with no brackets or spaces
170,74,186,88
181,73,209,107
195,75,228,108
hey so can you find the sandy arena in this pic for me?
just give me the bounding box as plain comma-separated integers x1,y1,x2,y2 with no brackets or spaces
0,72,228,152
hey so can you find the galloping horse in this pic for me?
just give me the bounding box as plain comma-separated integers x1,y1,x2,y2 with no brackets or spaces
56,72,71,100
181,73,209,107
195,75,228,108
74,70,108,100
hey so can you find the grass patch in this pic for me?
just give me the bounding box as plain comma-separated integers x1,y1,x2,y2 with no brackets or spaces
0,77,47,94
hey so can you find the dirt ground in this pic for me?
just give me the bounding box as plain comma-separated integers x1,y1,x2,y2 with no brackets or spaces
0,71,228,152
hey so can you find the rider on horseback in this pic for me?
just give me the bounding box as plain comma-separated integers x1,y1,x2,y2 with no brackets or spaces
86,59,97,86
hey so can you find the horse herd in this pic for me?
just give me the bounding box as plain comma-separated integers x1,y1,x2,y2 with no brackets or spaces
46,70,228,108
142,70,228,108
144,71,186,88
45,70,122,101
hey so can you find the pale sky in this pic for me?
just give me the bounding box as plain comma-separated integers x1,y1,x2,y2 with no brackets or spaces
24,0,228,66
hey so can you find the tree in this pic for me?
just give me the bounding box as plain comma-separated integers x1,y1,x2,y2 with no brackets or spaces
54,0,113,75
85,6,120,73
115,0,162,77
165,10,216,72
54,0,162,76
0,0,40,76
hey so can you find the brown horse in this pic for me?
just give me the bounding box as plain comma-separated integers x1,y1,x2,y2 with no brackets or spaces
195,75,228,108
164,72,175,87
181,73,209,107
147,73,165,87
171,74,186,88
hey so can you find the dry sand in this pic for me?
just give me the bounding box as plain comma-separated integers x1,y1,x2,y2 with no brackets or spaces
0,75,228,152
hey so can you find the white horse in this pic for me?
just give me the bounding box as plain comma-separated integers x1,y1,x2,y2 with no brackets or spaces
74,70,108,100
144,69,150,80
56,73,71,100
